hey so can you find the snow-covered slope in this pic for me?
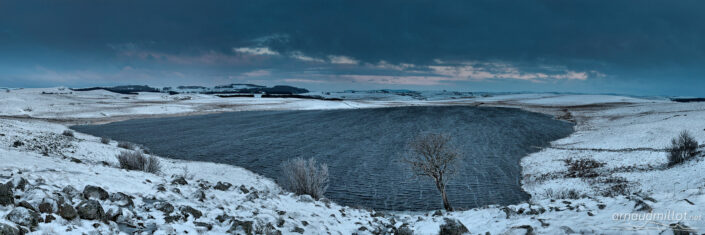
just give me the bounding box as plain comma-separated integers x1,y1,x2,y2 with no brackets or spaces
0,88,703,234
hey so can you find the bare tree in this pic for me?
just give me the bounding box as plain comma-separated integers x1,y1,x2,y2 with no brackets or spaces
279,157,329,200
404,133,461,211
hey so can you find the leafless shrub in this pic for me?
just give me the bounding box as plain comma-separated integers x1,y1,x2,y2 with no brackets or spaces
62,130,74,137
403,133,461,211
116,151,161,174
668,130,699,167
564,158,605,178
100,136,111,144
278,157,329,200
117,141,136,150
543,188,586,199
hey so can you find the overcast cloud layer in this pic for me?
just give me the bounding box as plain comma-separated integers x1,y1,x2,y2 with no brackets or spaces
1,0,704,95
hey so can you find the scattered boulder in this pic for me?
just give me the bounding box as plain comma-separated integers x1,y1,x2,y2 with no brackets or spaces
216,213,233,223
105,208,122,222
171,177,188,185
198,181,212,190
154,202,175,214
83,185,109,200
0,223,19,235
394,224,414,235
58,202,78,220
239,185,250,194
194,222,213,231
670,222,696,235
214,182,233,191
164,214,182,223
156,184,167,192
297,195,314,203
194,190,206,202
109,192,134,208
17,200,35,211
509,225,534,235
439,218,469,235
6,207,40,228
44,214,56,223
291,226,305,234
38,201,53,213
11,177,28,191
0,183,14,206
180,206,202,219
228,219,254,235
76,200,105,221
433,210,443,216
61,186,82,202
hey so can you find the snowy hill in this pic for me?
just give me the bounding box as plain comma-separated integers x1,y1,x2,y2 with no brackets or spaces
0,88,703,234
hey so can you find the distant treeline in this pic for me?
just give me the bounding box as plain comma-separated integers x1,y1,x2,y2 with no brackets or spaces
670,98,705,103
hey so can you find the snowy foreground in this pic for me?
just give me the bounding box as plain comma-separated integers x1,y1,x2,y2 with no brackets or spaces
1,88,704,234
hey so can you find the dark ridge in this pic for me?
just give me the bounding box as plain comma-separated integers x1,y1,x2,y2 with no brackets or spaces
71,85,160,95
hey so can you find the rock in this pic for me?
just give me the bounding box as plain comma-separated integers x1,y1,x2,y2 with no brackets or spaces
597,204,606,209
194,222,213,231
76,200,105,221
634,199,652,212
239,185,250,194
109,192,134,208
164,214,183,223
44,214,56,223
291,226,305,234
198,181,211,190
0,183,14,206
106,208,122,222
216,213,233,223
439,218,469,235
38,201,53,213
0,223,19,235
171,177,187,185
228,219,254,235
180,206,202,219
559,226,575,234
17,201,35,211
246,191,259,201
372,211,385,217
433,210,443,216
83,185,109,200
394,224,413,235
70,157,82,163
58,202,78,220
587,211,594,216
171,188,181,194
670,222,696,235
11,177,28,191
194,190,206,202
156,184,166,192
61,185,82,201
297,195,314,203
6,207,40,228
154,202,175,214
509,225,534,235
214,182,233,191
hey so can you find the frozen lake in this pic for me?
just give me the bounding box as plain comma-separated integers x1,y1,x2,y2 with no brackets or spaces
73,106,574,211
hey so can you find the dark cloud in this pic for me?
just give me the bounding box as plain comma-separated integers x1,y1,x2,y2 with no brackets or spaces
1,0,705,95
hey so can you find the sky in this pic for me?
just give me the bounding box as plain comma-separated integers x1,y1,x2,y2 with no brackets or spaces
1,0,704,96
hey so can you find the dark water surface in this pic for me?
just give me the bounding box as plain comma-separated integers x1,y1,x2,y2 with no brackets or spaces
72,106,573,211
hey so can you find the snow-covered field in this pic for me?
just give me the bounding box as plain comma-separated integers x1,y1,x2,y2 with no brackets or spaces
1,87,704,234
